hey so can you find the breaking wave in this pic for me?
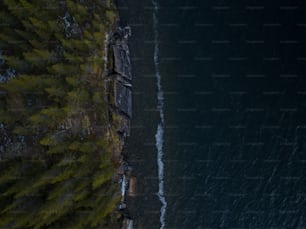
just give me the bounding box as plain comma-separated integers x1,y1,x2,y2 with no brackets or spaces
152,0,167,228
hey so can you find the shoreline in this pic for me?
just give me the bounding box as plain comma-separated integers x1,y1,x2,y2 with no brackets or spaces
105,23,135,228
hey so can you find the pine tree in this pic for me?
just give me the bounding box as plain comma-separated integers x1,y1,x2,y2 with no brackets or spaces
0,0,121,228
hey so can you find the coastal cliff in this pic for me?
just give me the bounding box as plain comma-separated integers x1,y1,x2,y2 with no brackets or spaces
106,25,139,228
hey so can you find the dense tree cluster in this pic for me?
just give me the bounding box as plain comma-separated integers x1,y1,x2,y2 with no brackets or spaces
0,0,122,228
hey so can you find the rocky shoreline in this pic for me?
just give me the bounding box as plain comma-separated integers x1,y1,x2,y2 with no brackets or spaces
105,25,135,228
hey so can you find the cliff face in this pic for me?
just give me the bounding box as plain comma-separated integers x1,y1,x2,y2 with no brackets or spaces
105,26,135,226
107,26,132,117
105,26,132,157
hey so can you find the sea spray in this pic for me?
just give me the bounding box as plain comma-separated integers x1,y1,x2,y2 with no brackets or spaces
155,124,167,228
152,0,167,228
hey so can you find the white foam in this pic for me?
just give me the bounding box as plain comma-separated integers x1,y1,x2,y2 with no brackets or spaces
121,174,127,199
155,124,167,228
152,0,167,228
127,220,133,229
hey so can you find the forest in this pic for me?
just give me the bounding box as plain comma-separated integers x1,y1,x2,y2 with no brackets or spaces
0,0,122,228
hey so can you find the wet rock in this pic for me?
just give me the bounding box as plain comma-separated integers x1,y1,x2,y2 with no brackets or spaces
114,80,132,118
112,27,132,81
128,176,136,197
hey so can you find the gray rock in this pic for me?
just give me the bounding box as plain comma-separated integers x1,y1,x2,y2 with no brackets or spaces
113,44,132,81
114,80,132,118
111,27,132,81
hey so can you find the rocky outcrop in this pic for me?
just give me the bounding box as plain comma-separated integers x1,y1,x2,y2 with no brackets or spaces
108,26,132,119
112,27,132,81
105,26,135,227
114,78,132,118
128,176,136,197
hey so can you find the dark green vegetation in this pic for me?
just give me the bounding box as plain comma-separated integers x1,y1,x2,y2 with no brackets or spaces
0,0,122,228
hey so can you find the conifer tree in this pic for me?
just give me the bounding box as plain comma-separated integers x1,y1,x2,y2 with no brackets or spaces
0,0,121,228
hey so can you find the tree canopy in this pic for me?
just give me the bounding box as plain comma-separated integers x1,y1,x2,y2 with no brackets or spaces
0,0,122,228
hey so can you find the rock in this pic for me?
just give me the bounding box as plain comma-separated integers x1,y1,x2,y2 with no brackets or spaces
128,176,136,197
113,44,132,81
114,80,132,118
111,27,132,81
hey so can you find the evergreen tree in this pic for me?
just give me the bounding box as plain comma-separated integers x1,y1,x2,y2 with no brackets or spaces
0,0,122,228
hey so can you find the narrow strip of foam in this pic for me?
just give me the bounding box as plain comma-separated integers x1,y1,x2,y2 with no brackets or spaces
155,124,167,228
152,0,167,228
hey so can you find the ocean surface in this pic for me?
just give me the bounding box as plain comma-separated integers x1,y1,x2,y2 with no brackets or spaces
116,0,306,228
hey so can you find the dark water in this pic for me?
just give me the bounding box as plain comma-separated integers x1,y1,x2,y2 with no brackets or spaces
116,0,306,228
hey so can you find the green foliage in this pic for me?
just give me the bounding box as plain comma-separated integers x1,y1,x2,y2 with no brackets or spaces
48,63,79,75
92,92,104,105
105,9,117,24
92,166,114,190
2,56,28,72
0,0,121,228
66,0,89,24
